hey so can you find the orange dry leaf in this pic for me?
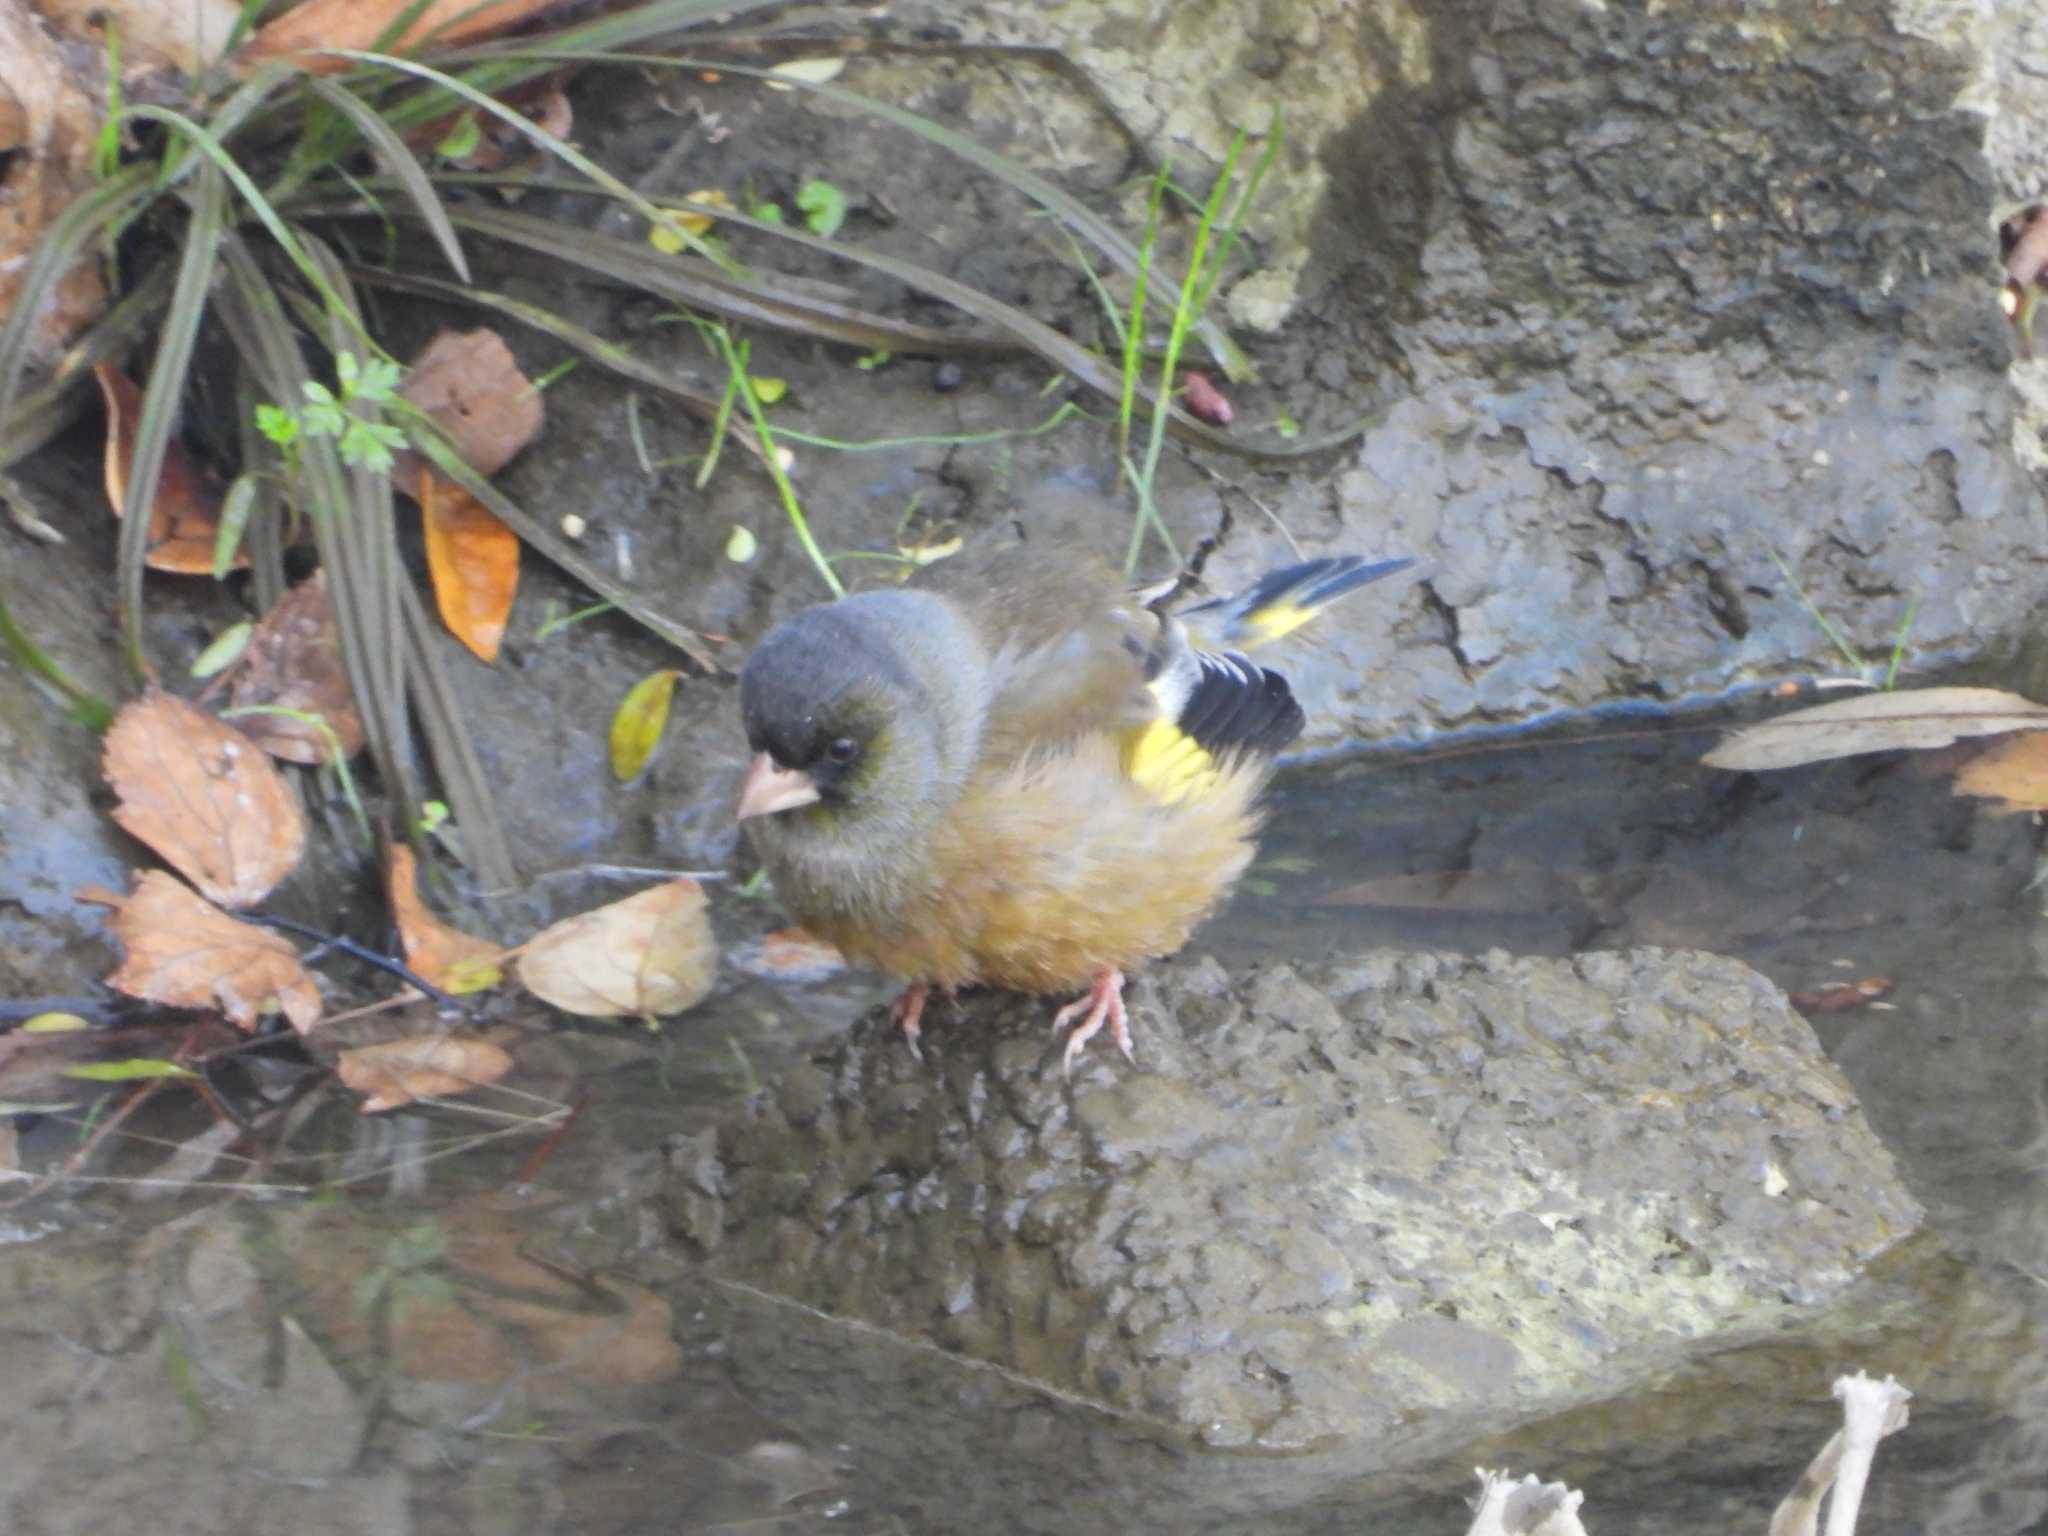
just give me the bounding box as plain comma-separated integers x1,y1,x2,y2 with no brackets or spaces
226,571,365,764
105,870,323,1032
103,688,307,908
1952,732,2048,815
239,0,571,71
95,364,246,574
420,470,520,662
515,879,716,1020
386,843,505,992
0,5,107,362
336,1034,514,1112
397,329,544,489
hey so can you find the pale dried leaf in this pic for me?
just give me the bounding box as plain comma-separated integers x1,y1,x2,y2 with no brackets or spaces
516,880,715,1020
1951,731,2048,815
1701,687,2048,772
226,571,365,764
103,689,307,907
39,0,243,78
106,870,322,1032
337,1034,513,1112
386,843,505,992
0,5,107,361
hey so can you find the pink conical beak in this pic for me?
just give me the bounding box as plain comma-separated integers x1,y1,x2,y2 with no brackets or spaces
736,752,821,821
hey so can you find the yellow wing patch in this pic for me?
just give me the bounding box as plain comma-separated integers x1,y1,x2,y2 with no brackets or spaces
1238,596,1319,646
1120,718,1221,806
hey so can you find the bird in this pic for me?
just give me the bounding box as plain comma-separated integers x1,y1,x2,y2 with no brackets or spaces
734,545,1412,1072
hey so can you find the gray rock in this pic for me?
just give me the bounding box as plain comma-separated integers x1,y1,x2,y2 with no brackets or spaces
665,946,1921,1450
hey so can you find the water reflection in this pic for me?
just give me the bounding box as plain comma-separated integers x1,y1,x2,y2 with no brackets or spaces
4,726,2047,1532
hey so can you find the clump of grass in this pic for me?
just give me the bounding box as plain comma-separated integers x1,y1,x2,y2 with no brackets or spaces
2,13,1324,886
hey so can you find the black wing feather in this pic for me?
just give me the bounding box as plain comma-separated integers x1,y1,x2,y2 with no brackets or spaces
1175,650,1305,759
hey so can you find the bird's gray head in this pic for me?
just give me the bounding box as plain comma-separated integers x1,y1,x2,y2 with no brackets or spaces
735,590,985,829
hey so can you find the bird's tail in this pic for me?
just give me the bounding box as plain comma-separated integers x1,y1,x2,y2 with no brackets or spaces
1179,554,1414,649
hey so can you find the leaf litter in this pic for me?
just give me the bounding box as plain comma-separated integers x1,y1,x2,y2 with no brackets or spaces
516,879,716,1020
220,571,366,765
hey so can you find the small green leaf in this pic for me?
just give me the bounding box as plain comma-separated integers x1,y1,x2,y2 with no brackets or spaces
1274,413,1301,440
254,403,299,447
416,800,450,835
795,179,848,239
751,201,785,224
213,474,259,580
334,352,361,393
191,620,253,678
61,1058,196,1082
725,524,757,563
610,669,683,782
854,349,892,371
357,358,403,403
21,1011,90,1033
435,113,482,160
767,57,847,87
748,376,787,405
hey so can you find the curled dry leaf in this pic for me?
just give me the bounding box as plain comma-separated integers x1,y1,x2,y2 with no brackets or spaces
1951,731,2048,815
516,879,715,1020
105,870,323,1032
420,470,520,663
386,843,505,993
423,80,571,173
1787,977,1894,1015
103,688,307,907
397,329,544,488
1181,370,1233,426
226,571,365,764
337,1034,514,1112
1700,686,2048,772
240,0,571,72
0,4,107,362
96,365,246,574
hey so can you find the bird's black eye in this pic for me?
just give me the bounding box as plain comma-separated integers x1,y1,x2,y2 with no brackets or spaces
824,736,858,765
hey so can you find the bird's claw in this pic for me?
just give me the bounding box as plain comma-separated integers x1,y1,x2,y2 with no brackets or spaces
892,981,928,1061
1052,967,1130,1076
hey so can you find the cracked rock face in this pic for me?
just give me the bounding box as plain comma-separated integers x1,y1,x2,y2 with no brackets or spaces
664,947,1922,1452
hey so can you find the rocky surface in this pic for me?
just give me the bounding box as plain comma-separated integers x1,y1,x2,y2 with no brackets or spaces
665,946,1922,1450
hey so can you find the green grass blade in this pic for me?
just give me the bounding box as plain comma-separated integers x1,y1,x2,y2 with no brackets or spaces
341,264,773,465
305,77,470,282
0,582,115,730
0,164,154,444
117,164,228,677
0,262,177,471
318,49,737,271
529,52,1252,379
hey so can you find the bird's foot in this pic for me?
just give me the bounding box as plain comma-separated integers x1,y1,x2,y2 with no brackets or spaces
1052,967,1130,1076
891,980,930,1059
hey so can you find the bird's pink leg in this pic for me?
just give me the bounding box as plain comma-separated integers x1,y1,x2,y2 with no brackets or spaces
1052,966,1130,1075
891,980,930,1057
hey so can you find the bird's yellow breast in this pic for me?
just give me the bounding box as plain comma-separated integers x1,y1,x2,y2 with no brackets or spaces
810,740,1265,994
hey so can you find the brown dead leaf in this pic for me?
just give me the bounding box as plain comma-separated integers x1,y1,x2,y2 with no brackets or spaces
103,688,307,907
224,572,364,764
336,1034,513,1111
1701,687,2048,772
515,880,715,1020
0,5,106,362
1951,731,2048,814
420,470,520,662
386,843,505,992
37,0,244,79
240,0,569,73
396,329,544,489
105,870,323,1032
96,365,246,574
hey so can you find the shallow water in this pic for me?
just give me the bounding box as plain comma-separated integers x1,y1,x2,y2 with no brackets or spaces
5,723,2047,1534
